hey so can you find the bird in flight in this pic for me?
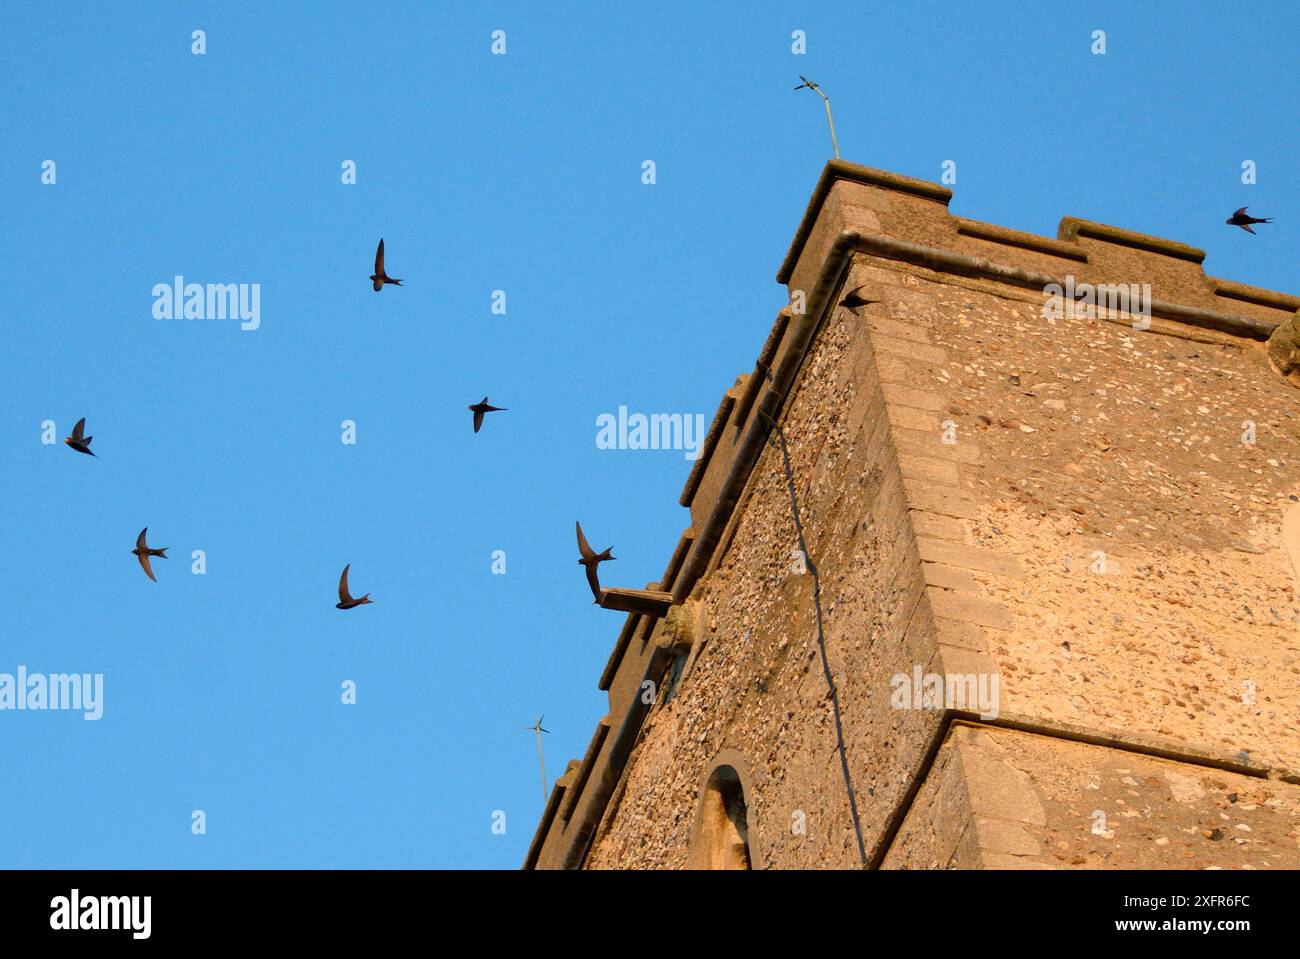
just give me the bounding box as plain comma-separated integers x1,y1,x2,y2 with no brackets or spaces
336,563,374,609
1226,207,1273,235
576,521,615,602
370,239,403,291
64,417,96,457
132,528,168,583
468,396,507,433
841,285,880,314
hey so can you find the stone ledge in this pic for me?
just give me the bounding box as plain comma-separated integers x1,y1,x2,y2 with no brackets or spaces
956,217,1089,262
1057,217,1206,264
1212,278,1300,312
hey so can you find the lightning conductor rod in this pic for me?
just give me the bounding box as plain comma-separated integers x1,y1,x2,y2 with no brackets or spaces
795,75,840,160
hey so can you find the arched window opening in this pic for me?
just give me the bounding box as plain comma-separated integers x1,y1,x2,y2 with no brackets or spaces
694,765,752,870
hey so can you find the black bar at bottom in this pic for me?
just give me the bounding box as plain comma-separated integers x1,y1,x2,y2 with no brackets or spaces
0,868,1283,944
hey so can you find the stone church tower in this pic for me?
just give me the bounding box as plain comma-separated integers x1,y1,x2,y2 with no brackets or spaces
527,161,1300,869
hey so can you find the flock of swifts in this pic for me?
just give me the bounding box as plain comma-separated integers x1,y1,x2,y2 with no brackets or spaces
61,106,1278,604
63,238,617,610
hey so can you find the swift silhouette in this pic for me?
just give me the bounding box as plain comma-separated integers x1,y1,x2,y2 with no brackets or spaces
1226,207,1273,235
841,285,880,313
132,528,168,583
575,521,615,602
370,239,403,291
64,417,95,457
468,397,506,433
336,564,374,609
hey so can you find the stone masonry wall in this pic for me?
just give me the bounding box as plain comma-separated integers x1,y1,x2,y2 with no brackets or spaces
584,248,1300,869
586,295,944,868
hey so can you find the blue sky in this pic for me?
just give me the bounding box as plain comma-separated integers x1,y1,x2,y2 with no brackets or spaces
1,2,1294,868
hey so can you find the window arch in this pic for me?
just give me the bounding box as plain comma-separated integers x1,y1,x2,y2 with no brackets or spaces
688,752,760,869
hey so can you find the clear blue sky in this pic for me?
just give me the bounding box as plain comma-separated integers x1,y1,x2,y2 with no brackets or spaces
1,2,1294,868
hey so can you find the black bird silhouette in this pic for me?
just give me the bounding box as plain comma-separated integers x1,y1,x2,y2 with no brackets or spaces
841,285,880,313
370,239,403,291
336,564,374,609
132,527,168,583
468,396,507,433
1226,207,1273,235
64,417,95,457
575,521,615,602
